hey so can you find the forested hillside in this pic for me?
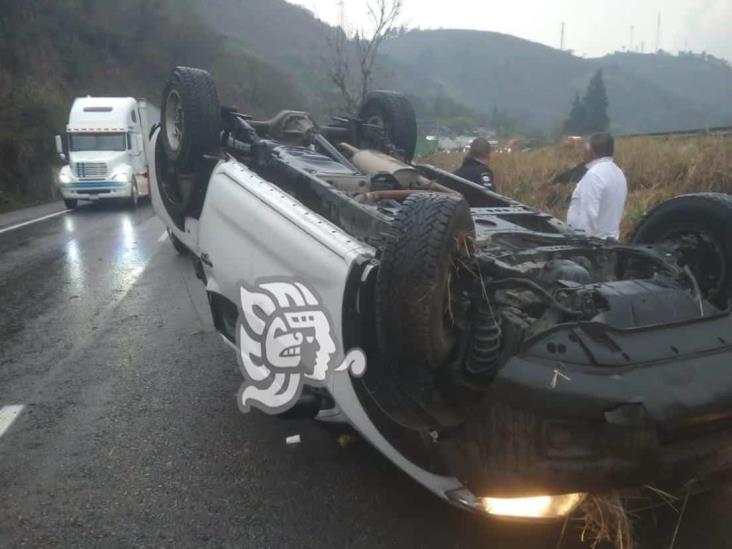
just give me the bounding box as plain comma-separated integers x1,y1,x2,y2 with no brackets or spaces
602,51,732,123
382,29,732,133
0,0,299,208
195,3,732,134
197,0,444,116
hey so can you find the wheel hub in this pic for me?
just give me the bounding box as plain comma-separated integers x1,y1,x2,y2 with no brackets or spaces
668,229,727,295
165,90,184,152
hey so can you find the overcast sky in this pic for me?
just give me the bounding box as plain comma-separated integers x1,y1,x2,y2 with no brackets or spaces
287,0,732,61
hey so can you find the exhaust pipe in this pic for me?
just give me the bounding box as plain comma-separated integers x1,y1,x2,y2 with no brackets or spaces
339,143,456,194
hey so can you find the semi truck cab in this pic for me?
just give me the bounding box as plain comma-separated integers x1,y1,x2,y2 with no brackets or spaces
55,97,159,208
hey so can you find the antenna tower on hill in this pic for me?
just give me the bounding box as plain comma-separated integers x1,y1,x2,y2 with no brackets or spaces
560,22,565,50
630,25,635,51
655,13,662,51
337,0,346,29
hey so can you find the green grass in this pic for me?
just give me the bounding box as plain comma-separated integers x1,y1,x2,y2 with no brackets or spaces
0,191,53,214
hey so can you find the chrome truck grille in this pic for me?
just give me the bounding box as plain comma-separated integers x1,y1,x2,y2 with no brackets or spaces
74,162,108,179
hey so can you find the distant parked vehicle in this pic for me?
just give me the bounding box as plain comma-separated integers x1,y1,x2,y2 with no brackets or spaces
55,97,159,209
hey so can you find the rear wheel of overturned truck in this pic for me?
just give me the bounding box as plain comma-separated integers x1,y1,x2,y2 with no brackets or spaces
161,67,220,171
157,66,221,228
375,192,491,428
631,192,732,308
357,91,417,163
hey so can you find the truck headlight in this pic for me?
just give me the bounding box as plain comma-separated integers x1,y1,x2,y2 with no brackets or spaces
480,493,585,519
447,489,585,520
58,170,73,184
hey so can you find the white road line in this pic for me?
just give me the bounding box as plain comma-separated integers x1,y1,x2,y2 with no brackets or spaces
0,405,24,438
157,230,169,243
0,209,70,235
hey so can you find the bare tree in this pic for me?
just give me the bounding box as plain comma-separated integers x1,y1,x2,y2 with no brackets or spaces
325,0,404,113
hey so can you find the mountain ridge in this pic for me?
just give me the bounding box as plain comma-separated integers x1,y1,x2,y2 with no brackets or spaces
382,28,732,132
196,1,732,133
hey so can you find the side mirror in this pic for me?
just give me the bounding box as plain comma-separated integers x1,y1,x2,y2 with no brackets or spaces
55,135,67,162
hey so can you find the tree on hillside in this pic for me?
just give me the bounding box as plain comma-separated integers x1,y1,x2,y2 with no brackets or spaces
563,93,586,135
562,69,610,135
325,0,404,112
583,69,610,132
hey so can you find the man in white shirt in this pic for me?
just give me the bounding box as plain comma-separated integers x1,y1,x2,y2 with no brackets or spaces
567,133,628,240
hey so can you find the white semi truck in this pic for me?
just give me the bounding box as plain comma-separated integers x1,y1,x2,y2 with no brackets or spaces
55,97,159,208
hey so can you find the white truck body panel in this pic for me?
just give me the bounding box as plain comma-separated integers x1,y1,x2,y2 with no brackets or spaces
57,97,159,203
149,130,464,500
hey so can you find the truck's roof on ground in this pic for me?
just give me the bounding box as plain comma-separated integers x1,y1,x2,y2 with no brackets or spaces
68,97,139,132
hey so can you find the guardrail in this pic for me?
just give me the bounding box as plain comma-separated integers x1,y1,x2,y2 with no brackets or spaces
620,126,732,138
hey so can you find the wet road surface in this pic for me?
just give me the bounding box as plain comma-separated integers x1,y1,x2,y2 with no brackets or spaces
0,202,730,548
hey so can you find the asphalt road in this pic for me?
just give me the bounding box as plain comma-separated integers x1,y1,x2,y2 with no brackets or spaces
0,201,730,548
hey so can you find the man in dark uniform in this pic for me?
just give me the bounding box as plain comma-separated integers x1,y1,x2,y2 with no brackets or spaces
453,137,495,190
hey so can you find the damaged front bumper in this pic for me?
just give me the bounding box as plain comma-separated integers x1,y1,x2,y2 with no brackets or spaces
60,180,131,200
436,309,732,498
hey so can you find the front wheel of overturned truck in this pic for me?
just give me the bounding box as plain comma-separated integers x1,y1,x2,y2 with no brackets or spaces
375,192,483,427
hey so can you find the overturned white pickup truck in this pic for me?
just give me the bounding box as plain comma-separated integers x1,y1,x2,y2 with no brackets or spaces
151,67,732,521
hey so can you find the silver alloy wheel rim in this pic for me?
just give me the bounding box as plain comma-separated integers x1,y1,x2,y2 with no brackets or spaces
165,89,183,152
365,113,386,148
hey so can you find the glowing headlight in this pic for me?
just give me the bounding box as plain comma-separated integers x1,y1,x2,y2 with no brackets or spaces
447,488,585,520
58,170,73,184
480,493,585,519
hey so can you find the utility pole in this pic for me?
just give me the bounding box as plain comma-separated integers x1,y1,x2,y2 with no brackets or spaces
629,25,635,51
560,22,565,50
655,13,662,52
337,0,345,29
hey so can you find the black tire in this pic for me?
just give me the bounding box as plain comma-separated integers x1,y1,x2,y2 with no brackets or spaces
128,181,139,209
63,198,77,209
631,193,732,305
358,91,417,162
169,231,189,255
161,66,220,171
155,135,191,229
376,193,475,370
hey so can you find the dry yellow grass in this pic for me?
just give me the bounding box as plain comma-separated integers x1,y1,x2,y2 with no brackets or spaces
577,493,634,549
421,136,732,238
